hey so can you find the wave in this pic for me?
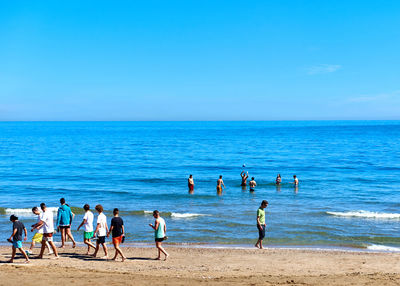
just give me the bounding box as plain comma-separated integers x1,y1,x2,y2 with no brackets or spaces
327,210,400,219
0,207,58,216
367,244,400,252
126,210,208,218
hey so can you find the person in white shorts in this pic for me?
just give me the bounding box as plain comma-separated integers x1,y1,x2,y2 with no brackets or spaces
32,203,59,259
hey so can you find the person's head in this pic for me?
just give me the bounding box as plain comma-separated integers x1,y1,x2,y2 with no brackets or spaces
40,203,46,211
219,175,222,179
10,215,18,222
261,200,268,208
95,204,103,213
252,177,255,180
153,210,160,218
293,175,297,178
32,206,40,215
189,174,192,178
83,204,90,211
277,174,281,178
113,208,119,216
60,198,66,205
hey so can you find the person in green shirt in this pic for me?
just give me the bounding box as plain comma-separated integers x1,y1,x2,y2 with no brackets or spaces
255,200,268,249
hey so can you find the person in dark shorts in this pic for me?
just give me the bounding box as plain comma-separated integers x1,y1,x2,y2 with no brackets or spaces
149,210,169,260
92,204,109,259
255,200,268,249
249,177,257,192
56,198,76,248
188,175,194,193
108,208,126,262
8,215,30,263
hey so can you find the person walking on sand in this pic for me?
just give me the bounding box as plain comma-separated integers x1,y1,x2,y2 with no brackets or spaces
149,210,169,260
7,215,30,263
249,177,257,192
108,208,126,262
240,171,249,186
28,207,52,255
255,200,268,249
92,204,109,259
276,174,282,185
57,198,76,248
77,204,96,255
188,175,194,192
217,175,225,192
32,203,59,259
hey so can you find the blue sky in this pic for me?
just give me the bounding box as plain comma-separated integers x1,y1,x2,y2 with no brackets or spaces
1,1,399,120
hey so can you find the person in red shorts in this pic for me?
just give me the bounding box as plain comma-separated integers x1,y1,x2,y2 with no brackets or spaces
107,208,126,262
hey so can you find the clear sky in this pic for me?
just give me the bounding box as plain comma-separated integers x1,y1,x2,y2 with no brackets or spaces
1,1,399,120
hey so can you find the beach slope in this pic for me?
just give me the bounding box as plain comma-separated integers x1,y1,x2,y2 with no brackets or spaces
0,246,399,285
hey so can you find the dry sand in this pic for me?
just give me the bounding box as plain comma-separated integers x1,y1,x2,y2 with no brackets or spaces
0,245,399,285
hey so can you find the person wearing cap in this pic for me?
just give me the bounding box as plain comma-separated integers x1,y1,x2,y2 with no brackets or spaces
8,215,30,263
255,200,268,249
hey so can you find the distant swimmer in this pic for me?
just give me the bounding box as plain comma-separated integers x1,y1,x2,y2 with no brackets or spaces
188,175,194,192
249,177,257,192
217,175,225,192
275,174,281,185
292,175,299,186
240,171,249,186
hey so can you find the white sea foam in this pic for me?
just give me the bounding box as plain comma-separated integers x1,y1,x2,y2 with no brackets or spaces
327,210,400,219
367,244,400,252
4,207,58,216
141,210,208,218
170,212,208,218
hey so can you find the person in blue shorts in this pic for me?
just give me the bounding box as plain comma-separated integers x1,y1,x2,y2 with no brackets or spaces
8,215,30,263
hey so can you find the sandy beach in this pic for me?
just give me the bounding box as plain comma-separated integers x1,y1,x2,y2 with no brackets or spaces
0,246,399,285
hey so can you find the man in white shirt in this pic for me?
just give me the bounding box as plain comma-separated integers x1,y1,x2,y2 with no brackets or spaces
32,203,59,259
77,204,96,255
28,206,52,255
92,204,109,259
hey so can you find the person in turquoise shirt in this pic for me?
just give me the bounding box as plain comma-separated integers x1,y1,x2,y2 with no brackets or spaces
57,198,76,248
255,200,268,249
149,210,169,260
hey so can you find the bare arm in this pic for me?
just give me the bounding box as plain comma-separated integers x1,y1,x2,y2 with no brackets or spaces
108,225,113,237
9,228,17,241
122,225,125,235
257,216,261,227
77,219,86,231
32,220,44,231
94,223,100,236
24,227,27,241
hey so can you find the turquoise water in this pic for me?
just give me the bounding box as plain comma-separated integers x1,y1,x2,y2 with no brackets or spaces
0,121,399,250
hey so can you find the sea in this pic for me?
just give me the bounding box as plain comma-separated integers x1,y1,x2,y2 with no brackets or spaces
0,121,399,251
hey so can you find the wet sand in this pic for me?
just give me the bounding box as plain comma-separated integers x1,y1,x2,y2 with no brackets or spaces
0,246,399,285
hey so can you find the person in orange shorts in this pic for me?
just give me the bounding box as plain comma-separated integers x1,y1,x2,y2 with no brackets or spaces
107,208,126,262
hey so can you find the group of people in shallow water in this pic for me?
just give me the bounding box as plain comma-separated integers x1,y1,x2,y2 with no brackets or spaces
6,198,169,264
187,172,299,194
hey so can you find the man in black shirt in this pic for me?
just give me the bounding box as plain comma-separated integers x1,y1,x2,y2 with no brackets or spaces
107,208,126,262
8,215,30,263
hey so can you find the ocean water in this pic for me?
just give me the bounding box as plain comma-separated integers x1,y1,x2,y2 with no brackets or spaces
0,121,399,250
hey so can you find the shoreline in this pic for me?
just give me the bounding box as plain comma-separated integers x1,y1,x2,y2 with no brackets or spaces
1,241,400,253
0,246,399,285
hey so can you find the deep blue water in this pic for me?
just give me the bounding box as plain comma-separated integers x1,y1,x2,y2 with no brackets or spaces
0,121,399,249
